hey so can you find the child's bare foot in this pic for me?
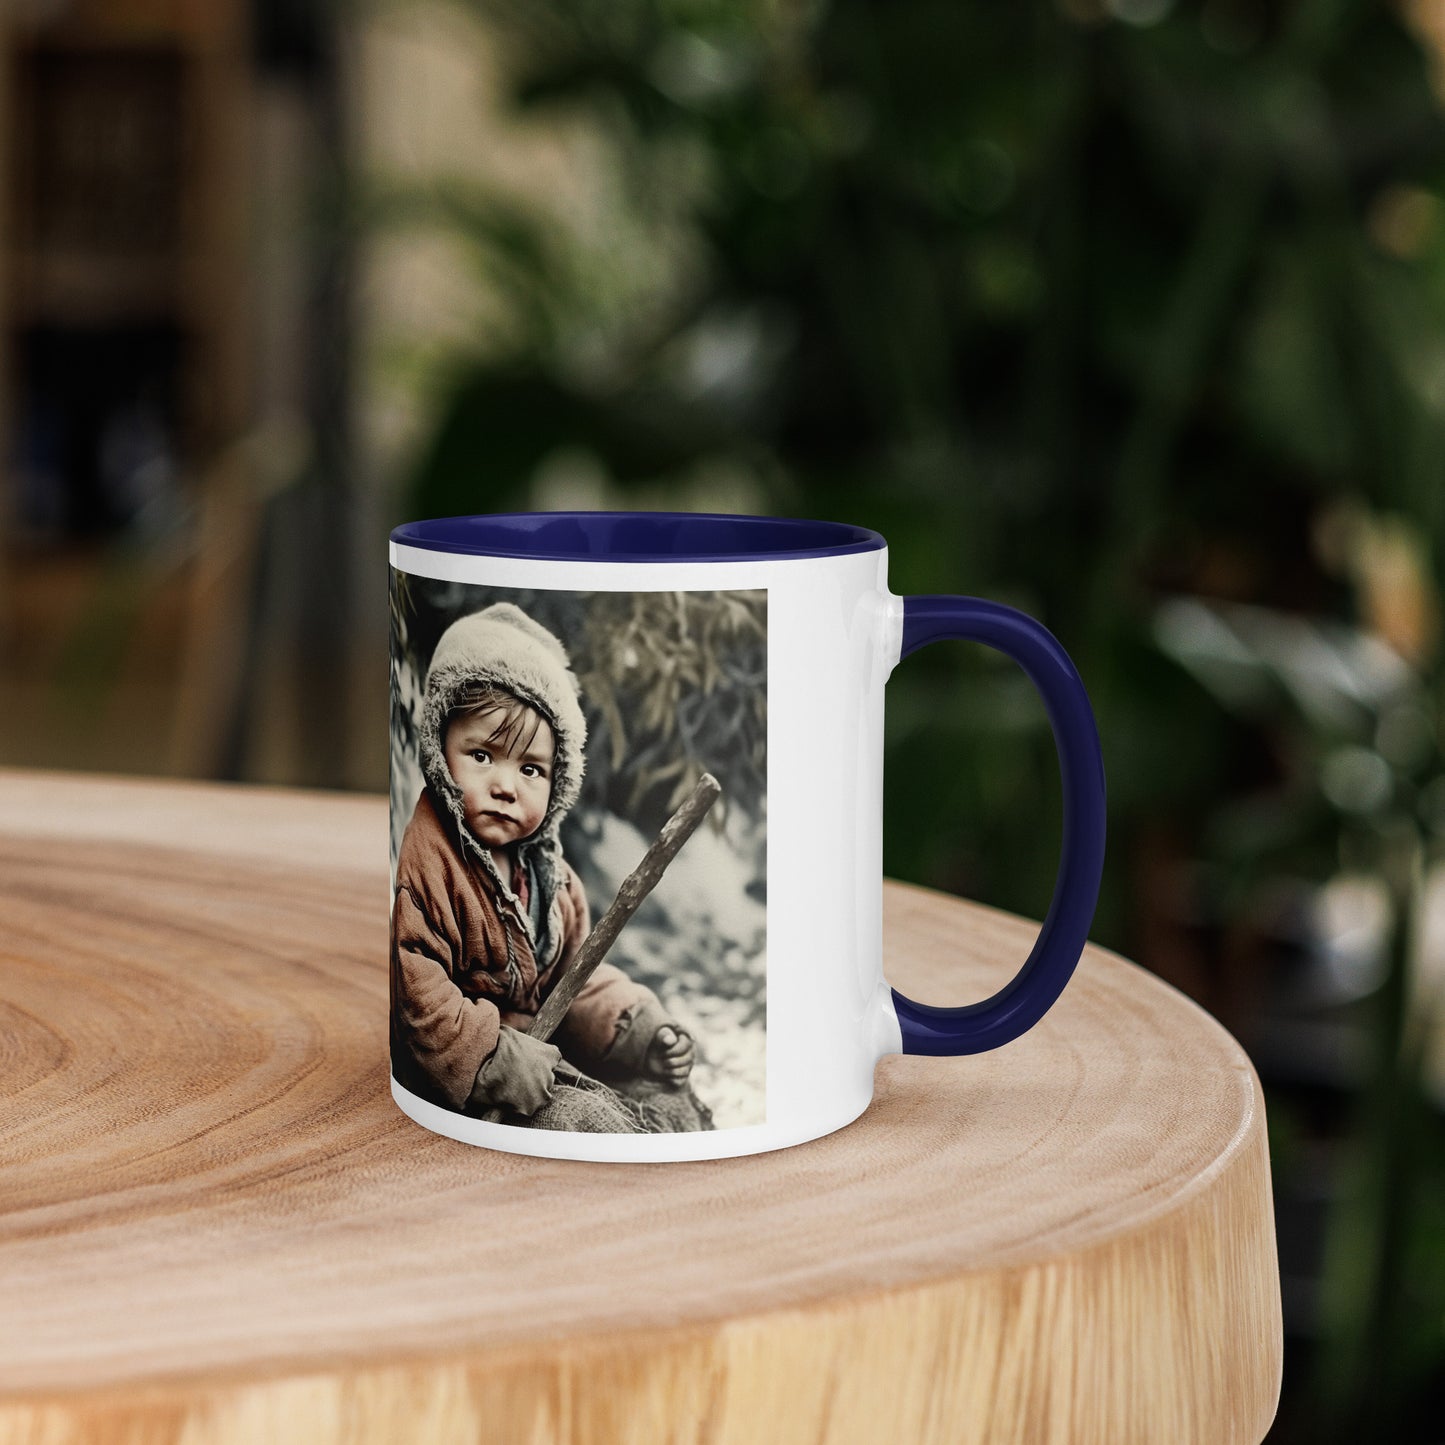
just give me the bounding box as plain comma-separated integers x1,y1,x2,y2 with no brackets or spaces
643,1024,695,1086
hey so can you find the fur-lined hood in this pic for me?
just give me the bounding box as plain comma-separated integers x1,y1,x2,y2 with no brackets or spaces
418,602,588,963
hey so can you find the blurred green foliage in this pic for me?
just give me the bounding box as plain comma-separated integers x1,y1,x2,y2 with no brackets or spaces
383,0,1445,1435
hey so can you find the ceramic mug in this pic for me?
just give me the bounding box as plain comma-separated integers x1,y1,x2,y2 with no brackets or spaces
388,511,1105,1162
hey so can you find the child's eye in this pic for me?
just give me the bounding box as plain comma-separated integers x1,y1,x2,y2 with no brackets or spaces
469,749,490,763
522,764,546,778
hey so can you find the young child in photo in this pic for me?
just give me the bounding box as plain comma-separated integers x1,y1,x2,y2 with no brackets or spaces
390,602,711,1133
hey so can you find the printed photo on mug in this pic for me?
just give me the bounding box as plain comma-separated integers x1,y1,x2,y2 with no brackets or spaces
389,568,768,1134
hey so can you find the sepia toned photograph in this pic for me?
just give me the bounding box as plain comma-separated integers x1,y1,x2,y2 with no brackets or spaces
389,572,767,1133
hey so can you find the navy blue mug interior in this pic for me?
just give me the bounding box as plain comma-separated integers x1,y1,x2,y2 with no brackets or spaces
390,511,886,563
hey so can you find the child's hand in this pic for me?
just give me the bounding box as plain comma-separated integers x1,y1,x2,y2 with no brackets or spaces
469,1026,561,1118
643,1024,695,1086
503,1031,562,1114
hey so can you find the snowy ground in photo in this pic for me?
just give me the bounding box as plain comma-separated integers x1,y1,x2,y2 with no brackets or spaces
577,808,767,1130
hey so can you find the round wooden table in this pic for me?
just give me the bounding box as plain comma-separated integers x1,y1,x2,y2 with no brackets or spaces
0,771,1282,1445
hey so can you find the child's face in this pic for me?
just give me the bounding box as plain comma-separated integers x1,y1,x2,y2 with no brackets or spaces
444,706,555,850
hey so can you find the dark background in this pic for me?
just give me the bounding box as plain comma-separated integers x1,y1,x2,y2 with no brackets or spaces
4,0,1445,1436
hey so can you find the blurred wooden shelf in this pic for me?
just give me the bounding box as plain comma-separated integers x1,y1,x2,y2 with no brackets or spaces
0,771,1282,1445
5,250,184,325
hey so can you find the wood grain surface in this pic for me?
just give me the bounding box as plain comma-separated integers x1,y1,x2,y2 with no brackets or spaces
0,769,1282,1445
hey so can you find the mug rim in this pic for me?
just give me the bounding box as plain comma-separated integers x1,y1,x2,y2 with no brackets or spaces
390,510,887,563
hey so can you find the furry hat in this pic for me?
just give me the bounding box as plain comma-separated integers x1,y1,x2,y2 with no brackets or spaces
418,602,588,958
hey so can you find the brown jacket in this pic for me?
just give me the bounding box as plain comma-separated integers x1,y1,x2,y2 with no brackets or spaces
390,789,667,1111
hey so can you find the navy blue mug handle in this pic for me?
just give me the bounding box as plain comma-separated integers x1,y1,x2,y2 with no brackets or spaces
890,596,1107,1055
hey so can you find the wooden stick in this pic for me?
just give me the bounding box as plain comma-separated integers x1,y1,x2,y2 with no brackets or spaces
480,772,722,1121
